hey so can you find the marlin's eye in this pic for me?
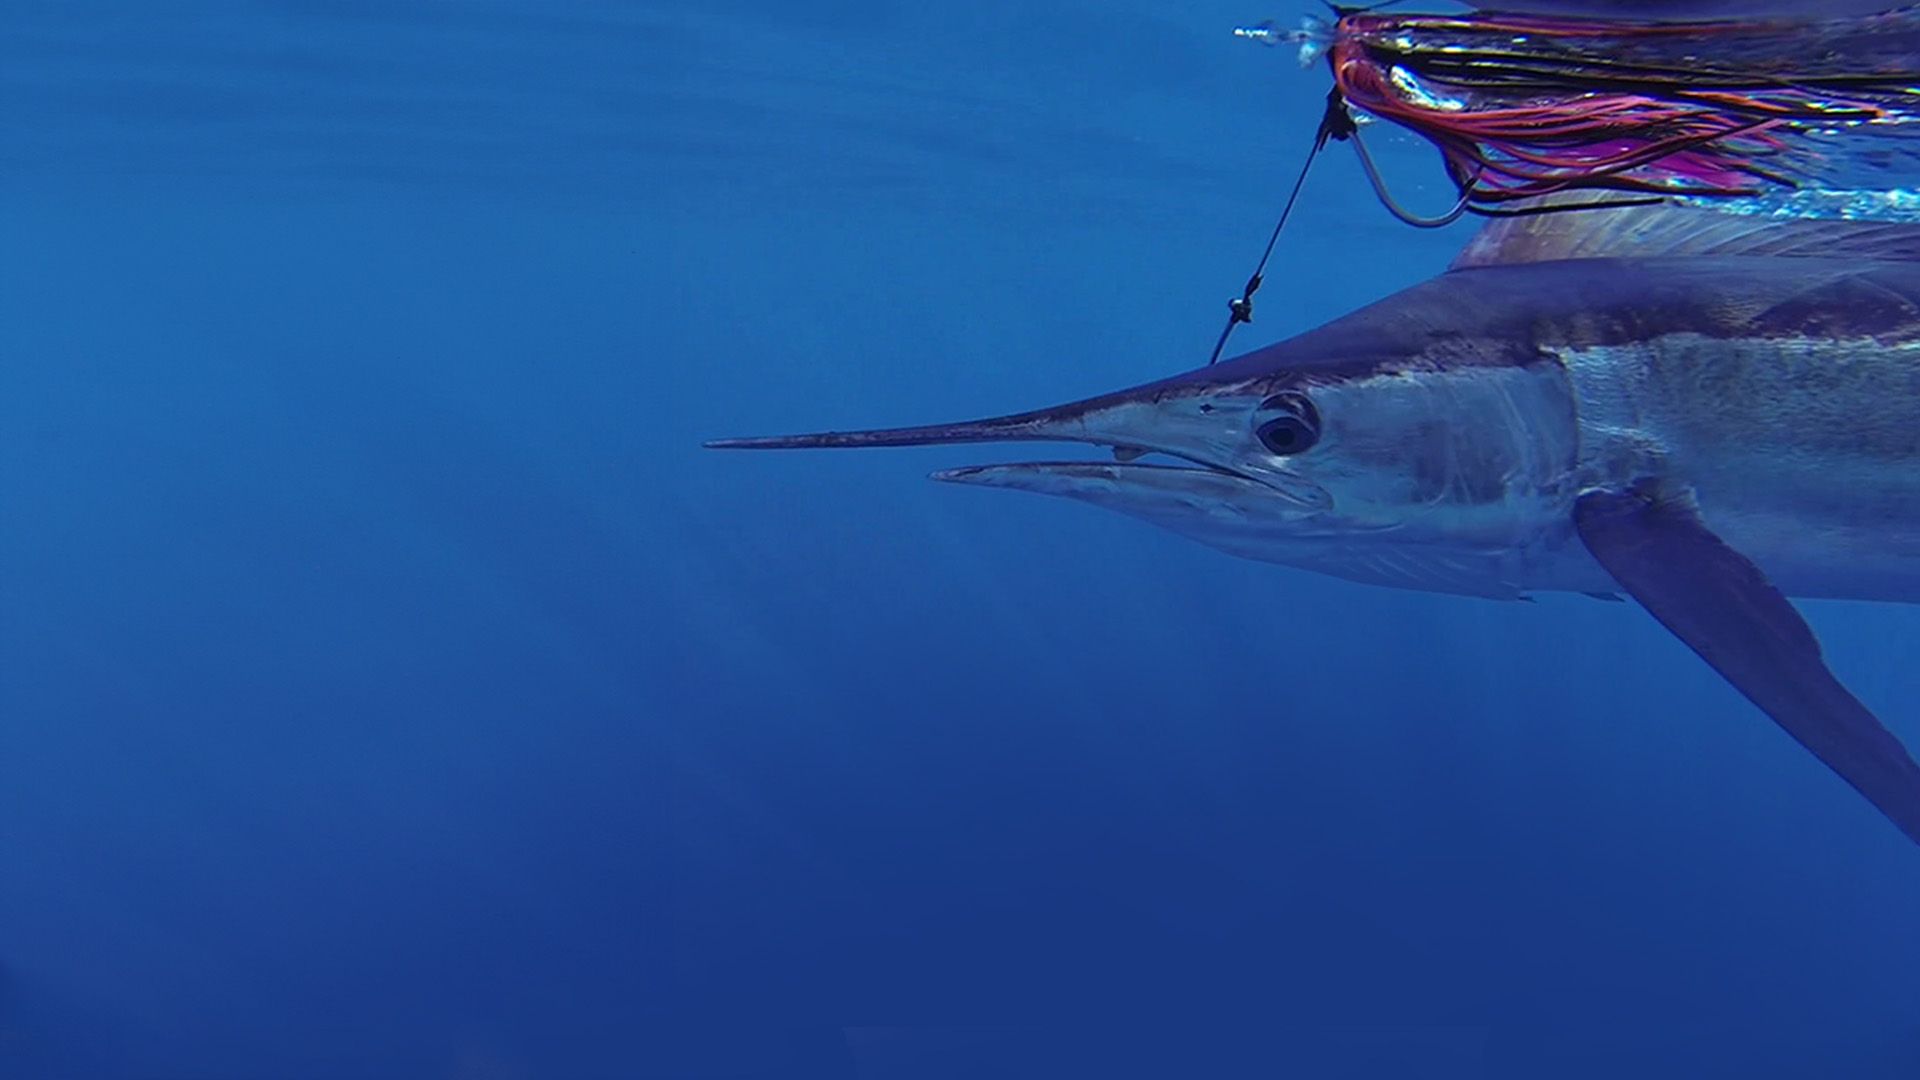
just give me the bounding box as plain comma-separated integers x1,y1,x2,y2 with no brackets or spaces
1253,392,1319,456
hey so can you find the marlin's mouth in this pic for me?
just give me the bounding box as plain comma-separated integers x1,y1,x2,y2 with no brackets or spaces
922,468,1336,546
926,455,1315,506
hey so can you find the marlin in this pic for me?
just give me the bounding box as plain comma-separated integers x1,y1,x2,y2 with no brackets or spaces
710,205,1920,845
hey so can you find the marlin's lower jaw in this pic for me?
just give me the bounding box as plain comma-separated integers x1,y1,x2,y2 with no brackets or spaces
929,458,1333,514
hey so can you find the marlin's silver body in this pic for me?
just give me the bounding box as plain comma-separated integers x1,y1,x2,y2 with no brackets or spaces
1113,256,1920,604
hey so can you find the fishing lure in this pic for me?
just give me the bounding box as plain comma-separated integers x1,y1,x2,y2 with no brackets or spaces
1247,6,1920,208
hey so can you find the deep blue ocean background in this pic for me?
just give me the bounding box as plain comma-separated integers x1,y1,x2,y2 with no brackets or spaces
3,2,1918,1077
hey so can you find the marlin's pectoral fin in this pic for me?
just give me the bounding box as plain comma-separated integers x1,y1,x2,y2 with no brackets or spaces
1574,488,1920,845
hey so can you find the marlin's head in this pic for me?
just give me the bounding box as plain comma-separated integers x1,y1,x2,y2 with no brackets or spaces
710,279,1582,598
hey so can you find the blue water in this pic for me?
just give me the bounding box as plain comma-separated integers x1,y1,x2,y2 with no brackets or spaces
2,3,1917,1077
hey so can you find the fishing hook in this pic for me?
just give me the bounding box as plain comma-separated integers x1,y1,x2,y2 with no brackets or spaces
1347,124,1475,228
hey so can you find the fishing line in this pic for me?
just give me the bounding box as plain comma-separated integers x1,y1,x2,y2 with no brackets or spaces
1208,88,1354,366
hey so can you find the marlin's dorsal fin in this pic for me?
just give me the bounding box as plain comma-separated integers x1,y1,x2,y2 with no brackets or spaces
1451,200,1920,270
